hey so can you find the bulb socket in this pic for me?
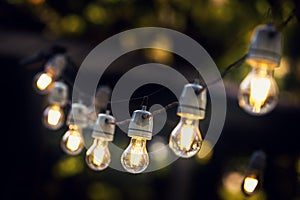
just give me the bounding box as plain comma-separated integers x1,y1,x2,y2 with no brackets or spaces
248,150,266,171
177,83,207,119
128,107,153,140
92,113,116,141
45,54,67,79
48,81,68,106
94,86,111,114
67,103,88,127
247,24,282,67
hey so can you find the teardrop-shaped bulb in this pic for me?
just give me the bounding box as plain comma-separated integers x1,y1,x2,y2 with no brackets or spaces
86,138,111,171
61,125,84,155
169,117,202,158
238,67,278,115
121,137,149,174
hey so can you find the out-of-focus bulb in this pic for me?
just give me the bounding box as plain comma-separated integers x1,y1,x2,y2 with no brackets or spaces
121,106,153,174
34,72,53,93
238,23,282,115
121,137,149,173
241,150,266,196
86,139,110,170
86,112,115,171
61,125,84,155
238,67,278,114
243,176,259,194
169,117,202,158
61,103,88,155
43,104,64,130
33,54,67,94
169,81,206,158
42,81,68,130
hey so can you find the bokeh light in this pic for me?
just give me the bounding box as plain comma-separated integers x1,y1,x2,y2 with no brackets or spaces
60,14,86,35
84,3,107,25
53,156,84,178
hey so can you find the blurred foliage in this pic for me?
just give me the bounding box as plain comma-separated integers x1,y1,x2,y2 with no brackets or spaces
53,156,84,178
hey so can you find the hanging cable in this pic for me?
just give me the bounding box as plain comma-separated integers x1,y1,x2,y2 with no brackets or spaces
19,45,67,67
112,53,248,125
277,8,296,31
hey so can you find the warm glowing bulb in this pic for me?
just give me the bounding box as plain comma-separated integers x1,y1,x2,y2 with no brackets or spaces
86,138,110,171
121,137,149,174
48,109,62,125
43,105,64,130
250,77,271,112
37,73,53,90
169,117,202,158
243,177,258,193
33,72,53,94
61,125,84,155
238,66,278,115
242,176,259,196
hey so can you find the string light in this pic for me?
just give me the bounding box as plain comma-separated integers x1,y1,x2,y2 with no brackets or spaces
169,81,206,158
86,111,115,171
43,81,68,130
24,7,296,173
121,106,153,174
33,54,67,94
61,102,88,155
238,23,282,115
241,150,266,196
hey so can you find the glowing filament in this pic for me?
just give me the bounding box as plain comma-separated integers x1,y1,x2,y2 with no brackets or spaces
250,77,271,112
92,146,106,166
179,125,194,149
130,143,144,166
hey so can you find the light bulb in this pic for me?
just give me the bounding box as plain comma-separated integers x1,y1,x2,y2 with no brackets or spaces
43,104,64,130
169,81,206,158
33,54,67,94
42,81,68,130
121,137,149,174
121,106,153,174
61,102,88,155
238,66,278,115
33,72,53,94
169,117,202,158
242,176,259,195
85,112,115,171
86,138,111,170
241,150,266,196
238,23,282,115
61,125,84,155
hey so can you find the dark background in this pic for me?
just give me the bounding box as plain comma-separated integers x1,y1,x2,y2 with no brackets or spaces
1,0,300,200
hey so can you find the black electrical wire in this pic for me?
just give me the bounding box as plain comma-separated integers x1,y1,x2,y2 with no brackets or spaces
18,45,67,66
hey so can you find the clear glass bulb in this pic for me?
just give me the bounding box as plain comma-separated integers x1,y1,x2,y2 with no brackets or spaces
86,138,111,171
33,72,53,94
169,117,202,158
61,125,84,155
43,104,64,130
238,66,278,115
121,137,149,174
